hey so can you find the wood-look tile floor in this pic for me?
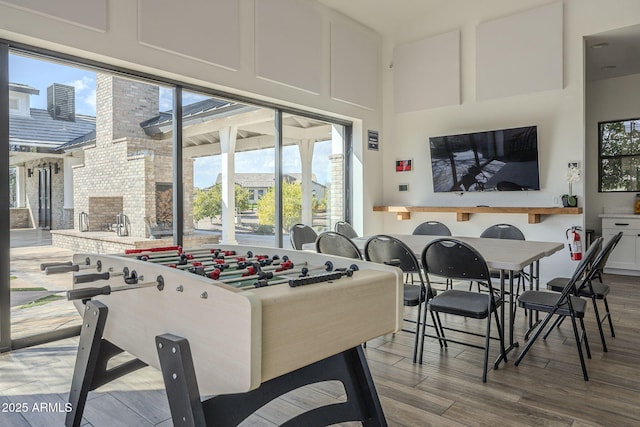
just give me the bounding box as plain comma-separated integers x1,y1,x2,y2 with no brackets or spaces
1,273,639,426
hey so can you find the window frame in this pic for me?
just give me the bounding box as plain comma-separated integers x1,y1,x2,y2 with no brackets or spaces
1,38,354,351
598,117,640,193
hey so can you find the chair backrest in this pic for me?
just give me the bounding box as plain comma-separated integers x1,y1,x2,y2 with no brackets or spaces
316,231,362,259
412,221,451,236
579,232,622,288
480,224,525,241
557,236,604,300
289,223,318,250
421,238,491,286
334,221,358,239
364,234,421,275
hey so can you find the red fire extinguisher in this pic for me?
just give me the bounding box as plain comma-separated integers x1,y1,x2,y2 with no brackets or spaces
566,226,582,261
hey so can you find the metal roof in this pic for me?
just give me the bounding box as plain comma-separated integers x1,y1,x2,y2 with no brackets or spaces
9,109,96,153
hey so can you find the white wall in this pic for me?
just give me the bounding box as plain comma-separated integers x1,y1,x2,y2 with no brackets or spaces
378,0,640,280
3,0,640,279
586,73,640,233
0,0,385,235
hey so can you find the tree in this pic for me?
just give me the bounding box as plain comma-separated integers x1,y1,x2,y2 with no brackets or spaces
256,181,302,231
193,184,252,222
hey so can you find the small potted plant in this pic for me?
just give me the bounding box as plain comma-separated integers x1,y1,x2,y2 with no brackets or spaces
562,165,581,207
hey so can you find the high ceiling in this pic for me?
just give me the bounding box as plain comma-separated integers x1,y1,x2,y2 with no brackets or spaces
316,1,640,82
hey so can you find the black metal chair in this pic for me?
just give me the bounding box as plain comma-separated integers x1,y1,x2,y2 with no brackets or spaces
289,223,318,250
544,232,623,352
514,237,603,381
473,224,527,300
334,221,358,239
413,221,453,290
412,221,451,236
420,238,507,382
364,235,441,363
316,231,362,259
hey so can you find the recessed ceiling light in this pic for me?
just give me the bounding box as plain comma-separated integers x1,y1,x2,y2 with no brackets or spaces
600,65,617,70
591,42,609,49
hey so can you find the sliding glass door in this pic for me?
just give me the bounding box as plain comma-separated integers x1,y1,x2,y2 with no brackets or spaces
1,41,352,351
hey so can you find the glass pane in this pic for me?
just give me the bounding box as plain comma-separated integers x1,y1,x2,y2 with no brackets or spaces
8,52,174,339
281,114,345,246
601,156,640,192
9,53,94,338
184,90,276,248
600,119,640,156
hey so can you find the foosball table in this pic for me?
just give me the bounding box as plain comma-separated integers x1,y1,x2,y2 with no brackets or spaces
44,245,403,427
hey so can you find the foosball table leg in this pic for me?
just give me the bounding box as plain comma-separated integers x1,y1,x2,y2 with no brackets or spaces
66,301,147,427
156,334,387,427
155,334,207,426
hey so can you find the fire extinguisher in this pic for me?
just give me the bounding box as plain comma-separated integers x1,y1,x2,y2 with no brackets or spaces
566,226,582,261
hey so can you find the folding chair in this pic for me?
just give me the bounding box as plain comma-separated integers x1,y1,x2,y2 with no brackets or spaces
421,238,507,382
544,232,622,352
289,223,317,250
316,231,362,259
514,237,603,381
364,235,441,363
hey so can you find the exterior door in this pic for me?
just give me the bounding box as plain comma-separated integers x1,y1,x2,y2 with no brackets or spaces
38,166,51,229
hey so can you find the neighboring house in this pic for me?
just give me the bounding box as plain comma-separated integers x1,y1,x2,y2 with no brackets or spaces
8,77,192,237
214,173,327,204
8,74,336,240
9,82,95,230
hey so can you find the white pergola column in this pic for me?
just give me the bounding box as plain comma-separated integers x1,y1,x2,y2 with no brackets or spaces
298,139,315,227
63,157,81,209
220,126,238,244
15,166,26,208
330,125,345,231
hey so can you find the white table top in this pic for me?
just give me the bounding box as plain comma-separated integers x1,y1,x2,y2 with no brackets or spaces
352,234,564,272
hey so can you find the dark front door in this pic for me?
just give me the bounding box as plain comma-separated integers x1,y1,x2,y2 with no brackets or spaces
38,166,51,229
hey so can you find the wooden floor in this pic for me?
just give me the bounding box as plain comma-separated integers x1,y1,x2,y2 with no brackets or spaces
1,273,639,426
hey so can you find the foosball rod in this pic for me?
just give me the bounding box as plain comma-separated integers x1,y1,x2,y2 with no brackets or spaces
200,259,295,280
43,260,97,275
167,254,282,271
139,249,261,264
220,263,332,285
67,276,165,300
254,268,358,288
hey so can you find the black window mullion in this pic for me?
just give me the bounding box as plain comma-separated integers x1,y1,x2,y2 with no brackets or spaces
275,110,283,248
1,42,11,352
173,86,183,246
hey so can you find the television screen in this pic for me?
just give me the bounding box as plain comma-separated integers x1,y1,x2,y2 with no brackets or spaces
429,125,540,192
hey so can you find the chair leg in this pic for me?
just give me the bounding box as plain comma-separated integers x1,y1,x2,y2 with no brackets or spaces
515,309,558,366
492,308,507,368
603,297,615,337
579,317,591,360
590,296,608,352
412,302,422,363
542,315,564,340
570,315,589,381
482,312,492,383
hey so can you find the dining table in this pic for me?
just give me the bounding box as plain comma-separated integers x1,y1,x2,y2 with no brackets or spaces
322,234,564,365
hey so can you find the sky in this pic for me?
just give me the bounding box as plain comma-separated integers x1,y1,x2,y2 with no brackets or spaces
9,53,335,187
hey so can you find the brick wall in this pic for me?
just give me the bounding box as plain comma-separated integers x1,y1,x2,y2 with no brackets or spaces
9,208,32,229
329,153,344,227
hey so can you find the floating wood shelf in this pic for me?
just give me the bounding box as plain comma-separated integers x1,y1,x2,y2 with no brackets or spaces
373,206,583,224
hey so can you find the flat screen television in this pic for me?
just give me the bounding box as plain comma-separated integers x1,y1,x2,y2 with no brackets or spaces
429,125,540,192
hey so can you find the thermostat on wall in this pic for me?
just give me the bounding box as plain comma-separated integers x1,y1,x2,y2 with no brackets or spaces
398,184,409,192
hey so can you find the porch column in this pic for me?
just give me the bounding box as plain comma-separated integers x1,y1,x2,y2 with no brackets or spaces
330,125,345,231
15,165,26,208
220,126,238,244
298,139,315,227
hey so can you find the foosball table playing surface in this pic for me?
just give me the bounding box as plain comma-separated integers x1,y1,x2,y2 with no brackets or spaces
49,244,403,426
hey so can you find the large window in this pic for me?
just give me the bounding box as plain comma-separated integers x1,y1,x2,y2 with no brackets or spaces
2,43,352,350
599,118,640,192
